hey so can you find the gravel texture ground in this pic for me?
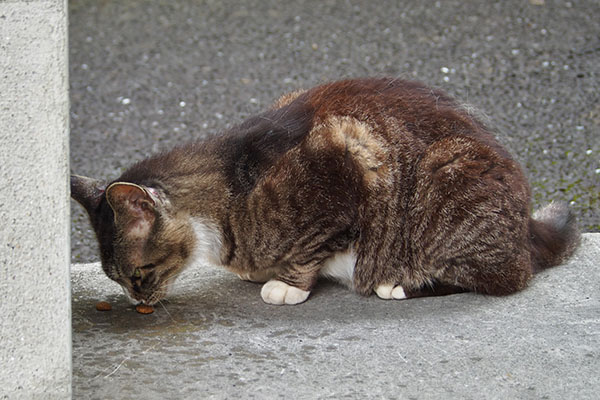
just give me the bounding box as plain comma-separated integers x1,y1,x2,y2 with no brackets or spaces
70,0,599,262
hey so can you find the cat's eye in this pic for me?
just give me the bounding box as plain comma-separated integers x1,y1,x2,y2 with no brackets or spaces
133,264,155,278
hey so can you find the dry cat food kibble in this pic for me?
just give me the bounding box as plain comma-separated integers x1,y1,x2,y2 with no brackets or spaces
95,301,112,311
135,304,154,314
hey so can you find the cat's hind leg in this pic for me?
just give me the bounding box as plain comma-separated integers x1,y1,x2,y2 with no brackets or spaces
411,134,534,297
374,282,468,300
374,284,407,300
438,251,532,296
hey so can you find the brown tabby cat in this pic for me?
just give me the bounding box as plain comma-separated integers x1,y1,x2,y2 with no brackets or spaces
71,78,580,306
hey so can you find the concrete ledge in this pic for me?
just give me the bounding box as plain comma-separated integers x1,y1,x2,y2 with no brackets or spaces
72,234,599,399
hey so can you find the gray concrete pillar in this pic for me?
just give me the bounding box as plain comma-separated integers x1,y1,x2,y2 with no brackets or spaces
0,0,71,398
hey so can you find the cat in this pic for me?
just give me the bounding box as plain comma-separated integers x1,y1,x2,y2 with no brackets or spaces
71,77,581,306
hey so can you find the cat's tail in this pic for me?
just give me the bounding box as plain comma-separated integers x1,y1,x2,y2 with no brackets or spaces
529,202,581,273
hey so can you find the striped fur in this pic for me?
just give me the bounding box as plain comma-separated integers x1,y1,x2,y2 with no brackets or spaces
71,78,580,305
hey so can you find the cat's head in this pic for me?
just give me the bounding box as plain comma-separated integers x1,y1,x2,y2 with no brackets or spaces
71,175,196,305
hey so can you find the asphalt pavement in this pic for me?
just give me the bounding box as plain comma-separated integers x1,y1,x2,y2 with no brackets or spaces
69,0,600,262
67,3,600,398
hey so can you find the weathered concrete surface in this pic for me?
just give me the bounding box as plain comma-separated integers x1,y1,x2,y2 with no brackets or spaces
0,0,70,398
72,234,599,399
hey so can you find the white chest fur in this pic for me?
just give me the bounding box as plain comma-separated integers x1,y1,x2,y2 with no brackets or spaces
190,218,223,267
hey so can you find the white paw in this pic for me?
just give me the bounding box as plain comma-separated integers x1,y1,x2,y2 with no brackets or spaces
375,284,406,300
261,280,310,305
392,286,407,299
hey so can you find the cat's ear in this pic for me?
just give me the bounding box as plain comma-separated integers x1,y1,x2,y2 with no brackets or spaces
70,175,106,217
105,182,157,238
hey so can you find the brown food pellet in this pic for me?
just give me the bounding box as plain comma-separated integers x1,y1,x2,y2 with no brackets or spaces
95,301,112,311
135,304,154,314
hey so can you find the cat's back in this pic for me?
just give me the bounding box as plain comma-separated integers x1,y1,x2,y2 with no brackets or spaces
304,77,460,124
299,77,510,159
119,78,509,193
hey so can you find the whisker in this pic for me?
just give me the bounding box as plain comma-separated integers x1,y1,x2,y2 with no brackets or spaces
157,299,177,323
161,271,186,286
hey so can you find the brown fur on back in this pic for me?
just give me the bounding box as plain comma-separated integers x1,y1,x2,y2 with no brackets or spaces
71,77,580,304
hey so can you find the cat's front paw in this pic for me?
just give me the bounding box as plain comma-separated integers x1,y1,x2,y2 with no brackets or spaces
374,284,406,300
261,280,310,305
237,269,276,283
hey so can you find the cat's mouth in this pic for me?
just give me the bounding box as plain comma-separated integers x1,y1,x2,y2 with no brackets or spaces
120,281,168,306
